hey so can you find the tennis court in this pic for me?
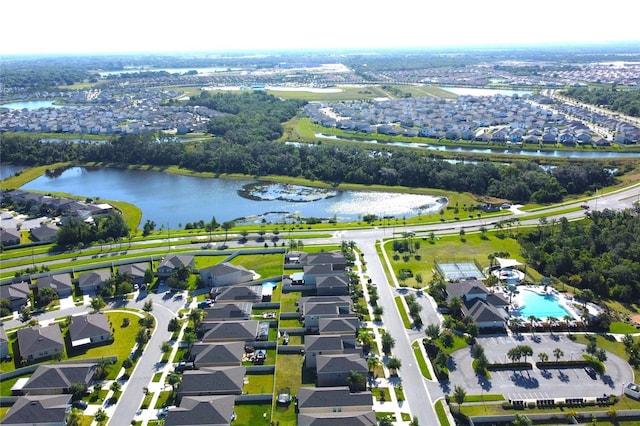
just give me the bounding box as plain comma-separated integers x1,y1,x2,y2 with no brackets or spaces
436,260,485,281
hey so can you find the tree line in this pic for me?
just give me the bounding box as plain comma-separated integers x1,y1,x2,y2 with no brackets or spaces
518,209,640,301
565,86,640,117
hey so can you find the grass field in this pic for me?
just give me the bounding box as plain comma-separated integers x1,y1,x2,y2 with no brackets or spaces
230,252,285,279
385,230,523,287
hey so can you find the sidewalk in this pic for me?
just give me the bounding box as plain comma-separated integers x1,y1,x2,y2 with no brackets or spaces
356,252,412,425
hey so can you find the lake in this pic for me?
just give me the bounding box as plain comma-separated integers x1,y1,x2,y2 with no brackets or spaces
21,167,446,226
1,165,27,180
1,100,63,110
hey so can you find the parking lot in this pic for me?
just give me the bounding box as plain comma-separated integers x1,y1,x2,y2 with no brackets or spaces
445,334,634,401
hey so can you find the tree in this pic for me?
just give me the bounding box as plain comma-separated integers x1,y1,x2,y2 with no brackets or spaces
448,296,463,318
143,299,153,312
538,352,549,363
135,328,150,345
386,357,402,375
109,381,121,394
161,341,173,355
357,331,373,353
520,345,533,363
182,330,197,350
96,358,112,379
367,356,380,376
453,385,466,413
511,413,532,426
19,306,32,322
167,317,180,332
37,287,58,306
167,372,182,396
121,357,133,369
144,268,154,285
507,347,522,363
553,348,564,362
346,370,366,392
90,296,106,313
440,329,454,348
425,323,440,342
221,221,234,243
188,308,206,329
94,408,107,423
409,416,420,426
69,383,88,400
381,332,395,356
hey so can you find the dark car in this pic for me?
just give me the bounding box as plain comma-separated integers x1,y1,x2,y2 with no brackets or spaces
585,366,597,378
72,400,88,410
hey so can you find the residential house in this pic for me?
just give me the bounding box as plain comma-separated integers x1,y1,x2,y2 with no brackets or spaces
445,280,509,329
0,326,8,359
316,353,368,387
118,262,148,286
2,394,71,426
68,313,112,347
316,275,350,296
20,363,97,395
17,325,64,362
30,224,59,243
77,269,112,294
303,264,344,287
157,254,195,278
0,281,30,311
199,262,254,287
298,411,377,426
177,366,246,400
304,335,358,369
190,342,244,368
200,320,259,343
318,317,359,336
298,296,353,330
36,274,73,298
164,395,236,426
0,228,21,246
296,386,373,416
209,285,262,304
202,303,252,322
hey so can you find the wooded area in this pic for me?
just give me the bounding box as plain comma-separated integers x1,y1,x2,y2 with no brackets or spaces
518,209,640,301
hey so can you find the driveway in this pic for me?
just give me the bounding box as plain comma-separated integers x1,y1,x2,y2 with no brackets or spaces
445,333,634,401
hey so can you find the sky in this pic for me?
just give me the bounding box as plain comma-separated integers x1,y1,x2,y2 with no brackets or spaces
2,0,639,56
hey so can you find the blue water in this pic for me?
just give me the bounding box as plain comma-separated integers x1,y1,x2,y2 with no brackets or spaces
519,291,571,320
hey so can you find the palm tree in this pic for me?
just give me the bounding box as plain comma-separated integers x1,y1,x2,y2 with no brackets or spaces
547,316,558,334
553,348,564,362
346,370,366,392
527,315,538,334
367,356,380,377
509,317,524,334
381,332,395,356
425,323,441,342
409,416,420,426
563,314,573,334
386,357,402,376
96,358,112,379
167,372,182,397
453,385,466,413
188,308,206,329
538,352,549,363
448,296,463,318
357,331,374,353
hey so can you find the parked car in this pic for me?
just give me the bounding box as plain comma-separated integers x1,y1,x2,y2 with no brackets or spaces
585,366,597,378
72,400,88,410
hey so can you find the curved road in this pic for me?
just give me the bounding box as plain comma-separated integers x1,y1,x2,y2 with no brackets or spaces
2,183,638,425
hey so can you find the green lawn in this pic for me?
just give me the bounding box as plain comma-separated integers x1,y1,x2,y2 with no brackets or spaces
280,291,302,313
154,390,173,409
230,253,284,279
609,321,640,334
385,231,523,287
233,403,273,426
434,400,451,426
243,372,274,395
273,353,306,426
395,296,412,328
412,344,432,380
0,373,31,396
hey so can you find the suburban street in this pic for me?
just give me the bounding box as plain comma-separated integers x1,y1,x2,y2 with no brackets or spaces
1,182,638,425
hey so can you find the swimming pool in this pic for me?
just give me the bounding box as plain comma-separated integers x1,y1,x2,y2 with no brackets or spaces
518,290,572,320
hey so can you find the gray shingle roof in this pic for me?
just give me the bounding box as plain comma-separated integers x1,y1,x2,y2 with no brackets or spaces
179,366,245,395
2,394,71,425
68,313,111,341
22,363,97,393
296,386,373,409
298,411,377,426
191,342,244,366
165,395,235,426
